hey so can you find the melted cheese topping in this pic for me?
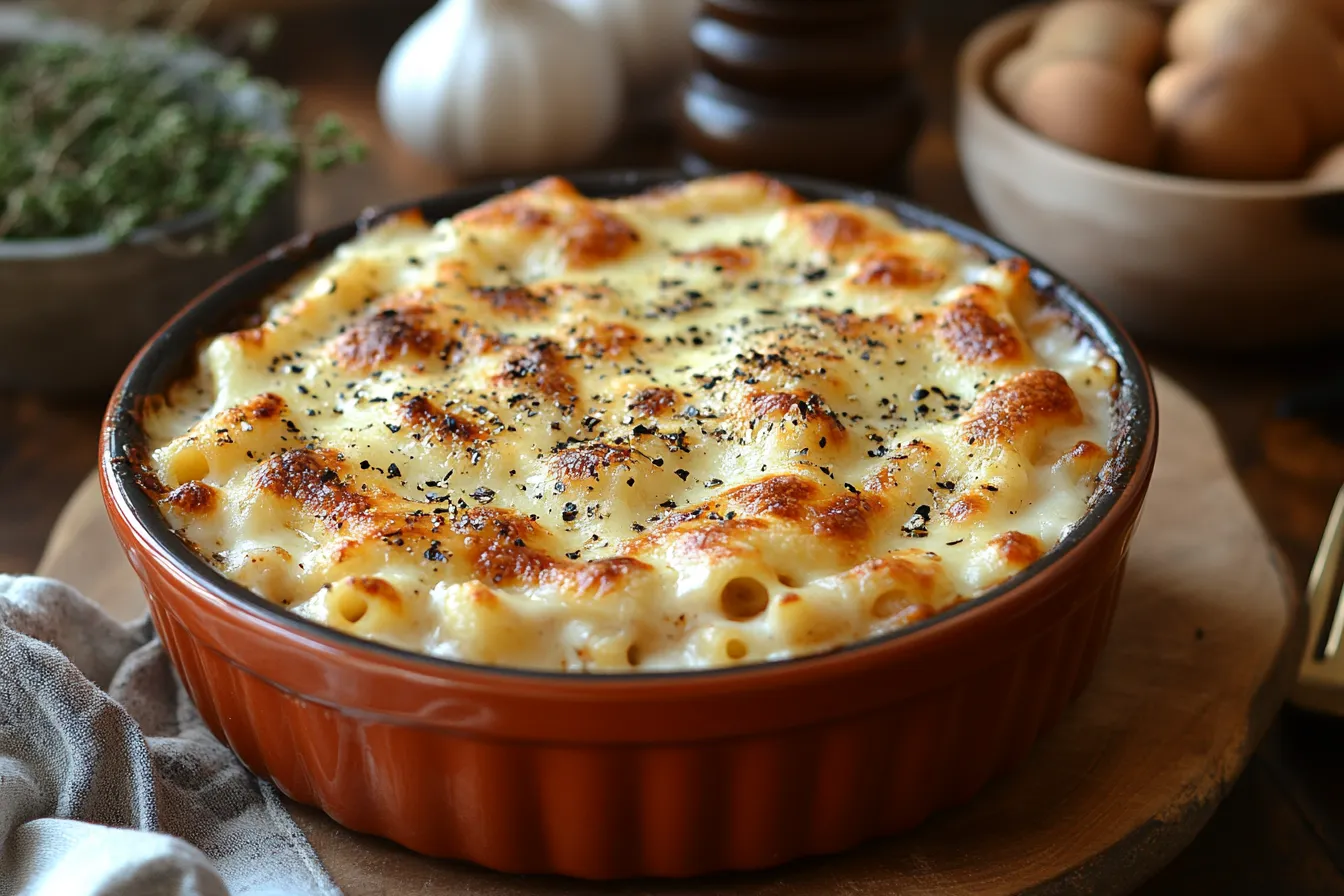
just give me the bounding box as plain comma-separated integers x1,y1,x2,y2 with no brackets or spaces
140,174,1117,672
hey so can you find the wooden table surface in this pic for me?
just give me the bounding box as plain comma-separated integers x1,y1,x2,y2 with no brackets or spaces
4,2,1343,892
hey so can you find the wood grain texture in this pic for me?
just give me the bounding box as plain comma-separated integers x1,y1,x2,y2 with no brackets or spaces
40,371,1299,895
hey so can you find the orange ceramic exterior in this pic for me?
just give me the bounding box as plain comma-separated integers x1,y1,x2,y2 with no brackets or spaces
100,174,1157,879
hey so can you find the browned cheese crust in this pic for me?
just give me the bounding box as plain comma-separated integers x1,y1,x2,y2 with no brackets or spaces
141,174,1118,671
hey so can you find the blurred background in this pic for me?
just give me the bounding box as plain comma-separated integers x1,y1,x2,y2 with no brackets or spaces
2,0,1343,891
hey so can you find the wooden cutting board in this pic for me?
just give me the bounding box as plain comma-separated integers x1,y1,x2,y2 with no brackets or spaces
42,371,1300,895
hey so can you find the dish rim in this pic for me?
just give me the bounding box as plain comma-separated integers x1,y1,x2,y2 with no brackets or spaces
101,168,1157,686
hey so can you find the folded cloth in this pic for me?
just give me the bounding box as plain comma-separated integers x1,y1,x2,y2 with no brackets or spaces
0,574,339,896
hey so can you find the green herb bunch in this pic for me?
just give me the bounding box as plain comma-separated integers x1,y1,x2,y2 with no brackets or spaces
0,37,363,248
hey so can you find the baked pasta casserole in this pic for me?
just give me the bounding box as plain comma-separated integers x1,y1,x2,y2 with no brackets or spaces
137,174,1118,671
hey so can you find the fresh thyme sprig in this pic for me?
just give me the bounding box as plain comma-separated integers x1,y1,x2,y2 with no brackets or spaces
0,36,364,248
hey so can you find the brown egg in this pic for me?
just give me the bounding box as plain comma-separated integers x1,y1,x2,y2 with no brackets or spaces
1168,0,1344,144
993,47,1049,111
1169,0,1313,59
1309,142,1344,182
1016,58,1158,167
1031,0,1167,76
1148,60,1309,179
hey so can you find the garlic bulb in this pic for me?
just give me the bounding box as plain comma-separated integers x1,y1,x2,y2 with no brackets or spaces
548,0,698,99
378,0,624,176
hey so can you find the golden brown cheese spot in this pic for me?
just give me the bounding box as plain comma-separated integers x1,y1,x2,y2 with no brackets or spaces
565,321,641,359
567,557,651,598
743,390,847,443
381,208,427,229
165,480,217,514
346,576,401,609
851,252,945,289
210,392,285,430
330,306,444,371
654,520,761,560
452,507,550,587
182,393,288,453
961,370,1082,447
550,443,633,482
323,575,407,628
861,551,948,619
664,475,875,545
253,449,370,526
988,531,1043,567
469,284,548,318
804,206,872,252
491,340,577,409
723,474,819,521
558,207,641,269
466,584,499,609
452,319,507,360
457,178,570,230
945,492,991,523
936,290,1024,366
674,245,757,273
627,386,678,418
1054,439,1109,480
810,493,876,541
400,395,484,443
453,506,649,595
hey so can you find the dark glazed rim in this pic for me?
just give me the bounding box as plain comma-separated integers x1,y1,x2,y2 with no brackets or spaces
102,169,1157,685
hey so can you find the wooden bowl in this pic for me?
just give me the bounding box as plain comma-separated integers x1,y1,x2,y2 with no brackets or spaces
956,6,1344,349
0,8,297,395
100,170,1157,878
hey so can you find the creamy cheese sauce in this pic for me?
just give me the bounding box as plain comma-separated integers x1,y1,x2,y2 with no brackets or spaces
140,174,1117,671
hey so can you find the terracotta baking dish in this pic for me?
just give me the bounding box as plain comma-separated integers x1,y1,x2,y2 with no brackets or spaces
100,170,1158,879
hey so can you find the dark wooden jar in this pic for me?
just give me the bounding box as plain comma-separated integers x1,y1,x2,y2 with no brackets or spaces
678,0,924,188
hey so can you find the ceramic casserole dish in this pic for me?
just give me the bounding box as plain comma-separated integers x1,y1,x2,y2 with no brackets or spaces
100,170,1157,879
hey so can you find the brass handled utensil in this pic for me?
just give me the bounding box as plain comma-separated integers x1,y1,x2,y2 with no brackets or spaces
1293,484,1344,715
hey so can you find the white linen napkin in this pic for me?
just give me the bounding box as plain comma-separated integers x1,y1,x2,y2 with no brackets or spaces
0,574,339,896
